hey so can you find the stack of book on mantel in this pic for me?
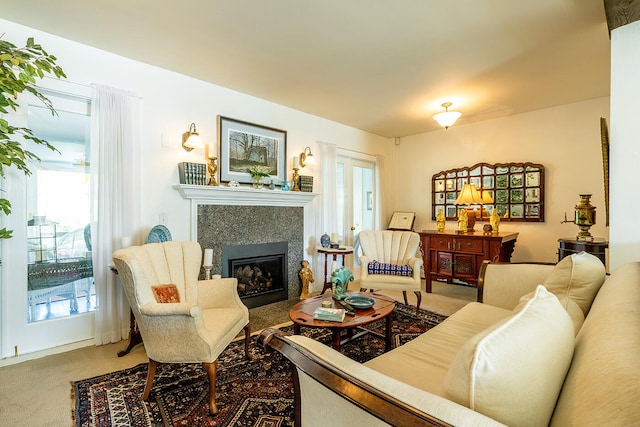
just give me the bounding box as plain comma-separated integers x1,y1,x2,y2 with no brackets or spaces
312,307,346,322
178,162,207,185
298,175,313,192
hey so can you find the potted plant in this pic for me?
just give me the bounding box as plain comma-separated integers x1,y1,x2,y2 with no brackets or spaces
247,165,271,189
0,36,66,243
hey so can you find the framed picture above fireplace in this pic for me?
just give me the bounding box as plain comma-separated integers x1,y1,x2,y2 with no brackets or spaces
218,116,287,185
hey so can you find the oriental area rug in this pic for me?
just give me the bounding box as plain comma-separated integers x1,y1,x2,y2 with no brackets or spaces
72,303,446,427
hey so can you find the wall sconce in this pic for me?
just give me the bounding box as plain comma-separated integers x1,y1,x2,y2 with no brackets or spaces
182,122,204,151
299,146,315,168
433,102,462,130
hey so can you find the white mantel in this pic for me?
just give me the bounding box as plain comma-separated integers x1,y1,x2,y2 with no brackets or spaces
173,184,318,238
173,184,318,207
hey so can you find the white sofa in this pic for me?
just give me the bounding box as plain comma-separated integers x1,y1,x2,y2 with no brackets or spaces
260,252,640,426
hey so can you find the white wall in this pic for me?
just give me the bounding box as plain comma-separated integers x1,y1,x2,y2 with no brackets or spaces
0,18,392,251
609,20,640,270
393,97,610,264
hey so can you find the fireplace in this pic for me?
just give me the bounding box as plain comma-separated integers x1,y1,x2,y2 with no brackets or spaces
222,241,288,308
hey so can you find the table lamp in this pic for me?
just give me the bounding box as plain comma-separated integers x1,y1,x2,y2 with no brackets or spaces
454,184,484,232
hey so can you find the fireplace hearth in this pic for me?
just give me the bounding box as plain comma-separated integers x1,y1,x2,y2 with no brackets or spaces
222,241,288,308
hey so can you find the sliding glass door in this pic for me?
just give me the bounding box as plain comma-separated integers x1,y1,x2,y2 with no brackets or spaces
1,87,94,357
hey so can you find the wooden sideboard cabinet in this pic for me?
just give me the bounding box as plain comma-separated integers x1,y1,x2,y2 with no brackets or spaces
418,230,519,292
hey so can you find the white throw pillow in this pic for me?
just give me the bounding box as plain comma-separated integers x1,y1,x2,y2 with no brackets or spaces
443,285,574,427
543,251,606,316
516,291,585,336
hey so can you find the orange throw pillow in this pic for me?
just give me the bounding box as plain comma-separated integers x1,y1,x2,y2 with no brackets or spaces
151,284,180,303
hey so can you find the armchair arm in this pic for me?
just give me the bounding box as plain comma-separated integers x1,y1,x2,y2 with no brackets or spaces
478,261,555,309
139,302,198,316
197,277,246,310
359,255,372,280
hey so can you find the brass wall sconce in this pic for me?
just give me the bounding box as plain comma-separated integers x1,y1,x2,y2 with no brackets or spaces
182,122,204,151
299,146,315,168
433,102,462,130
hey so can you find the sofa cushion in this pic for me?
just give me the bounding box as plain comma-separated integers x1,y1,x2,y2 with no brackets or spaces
516,291,585,335
443,285,574,427
542,251,606,316
367,260,413,277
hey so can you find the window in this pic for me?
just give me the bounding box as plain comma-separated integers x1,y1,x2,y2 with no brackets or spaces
25,94,93,322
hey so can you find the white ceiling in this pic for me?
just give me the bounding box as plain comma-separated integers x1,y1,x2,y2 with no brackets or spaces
1,0,611,137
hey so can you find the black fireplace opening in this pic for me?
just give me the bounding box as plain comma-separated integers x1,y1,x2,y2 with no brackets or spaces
221,241,288,308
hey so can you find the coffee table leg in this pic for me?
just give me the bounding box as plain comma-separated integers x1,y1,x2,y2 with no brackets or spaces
385,314,393,351
294,324,301,335
332,329,341,351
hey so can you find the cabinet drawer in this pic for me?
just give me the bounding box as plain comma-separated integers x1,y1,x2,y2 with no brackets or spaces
454,238,484,254
429,236,454,250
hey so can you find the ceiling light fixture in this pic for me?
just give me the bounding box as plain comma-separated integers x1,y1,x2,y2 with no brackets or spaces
182,122,204,151
433,102,462,130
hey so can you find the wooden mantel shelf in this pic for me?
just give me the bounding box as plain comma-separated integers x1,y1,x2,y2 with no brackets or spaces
173,184,318,207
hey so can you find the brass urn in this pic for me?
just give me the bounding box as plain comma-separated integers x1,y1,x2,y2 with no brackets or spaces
575,194,596,242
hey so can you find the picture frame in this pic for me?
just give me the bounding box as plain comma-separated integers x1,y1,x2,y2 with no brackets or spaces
387,211,416,231
218,116,287,185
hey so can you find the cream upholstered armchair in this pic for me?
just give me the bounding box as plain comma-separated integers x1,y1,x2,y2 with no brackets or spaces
358,230,423,315
112,241,251,415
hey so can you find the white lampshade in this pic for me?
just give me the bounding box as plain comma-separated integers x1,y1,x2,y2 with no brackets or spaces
182,122,205,151
454,184,484,206
433,102,461,129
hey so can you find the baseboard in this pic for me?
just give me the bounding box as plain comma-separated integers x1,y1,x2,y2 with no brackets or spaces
0,338,94,367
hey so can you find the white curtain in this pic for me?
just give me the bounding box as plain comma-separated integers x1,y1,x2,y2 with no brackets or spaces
311,141,338,292
375,154,387,229
90,84,141,345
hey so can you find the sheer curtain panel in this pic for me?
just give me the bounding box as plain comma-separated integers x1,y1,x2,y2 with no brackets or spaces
90,84,141,345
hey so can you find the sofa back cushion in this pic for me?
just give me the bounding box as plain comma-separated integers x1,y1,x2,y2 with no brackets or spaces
443,285,574,427
358,230,420,265
542,251,606,316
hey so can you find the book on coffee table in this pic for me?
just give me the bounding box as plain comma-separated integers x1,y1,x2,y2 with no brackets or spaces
312,307,346,322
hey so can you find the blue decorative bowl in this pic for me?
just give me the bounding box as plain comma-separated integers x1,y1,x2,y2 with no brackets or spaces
344,295,375,309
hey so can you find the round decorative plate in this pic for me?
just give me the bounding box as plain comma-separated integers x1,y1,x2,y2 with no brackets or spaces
146,225,172,244
344,295,375,309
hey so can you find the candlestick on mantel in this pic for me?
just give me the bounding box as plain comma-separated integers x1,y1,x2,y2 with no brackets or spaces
203,248,214,279
293,156,300,169
204,248,214,266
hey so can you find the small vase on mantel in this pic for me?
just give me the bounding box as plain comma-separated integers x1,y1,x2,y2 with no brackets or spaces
252,176,264,189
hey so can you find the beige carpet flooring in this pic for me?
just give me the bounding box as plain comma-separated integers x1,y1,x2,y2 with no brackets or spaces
0,280,475,427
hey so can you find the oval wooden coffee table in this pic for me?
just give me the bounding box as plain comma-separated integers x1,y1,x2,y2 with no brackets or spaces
289,292,396,351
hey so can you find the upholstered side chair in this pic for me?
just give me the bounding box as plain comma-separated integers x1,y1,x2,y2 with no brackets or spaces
358,230,424,316
112,241,251,415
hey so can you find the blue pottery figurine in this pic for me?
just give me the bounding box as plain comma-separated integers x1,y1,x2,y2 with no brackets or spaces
320,233,330,248
281,180,290,191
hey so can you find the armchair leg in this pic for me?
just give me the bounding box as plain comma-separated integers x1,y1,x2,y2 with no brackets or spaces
414,291,422,317
402,291,409,305
203,361,219,415
244,323,253,360
142,358,158,401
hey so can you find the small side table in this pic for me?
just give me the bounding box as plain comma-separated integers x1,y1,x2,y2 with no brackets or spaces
558,238,608,266
316,246,354,294
109,265,143,357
